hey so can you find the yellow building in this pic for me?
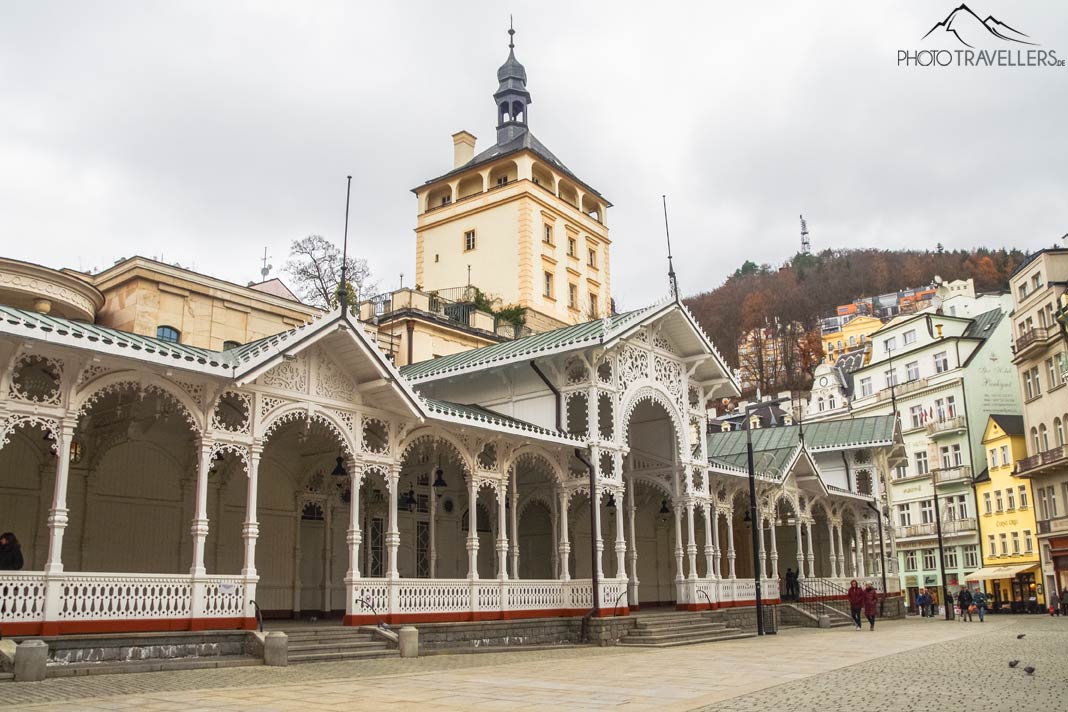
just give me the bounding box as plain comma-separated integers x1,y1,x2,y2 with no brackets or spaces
90,256,321,350
971,414,1045,610
823,315,882,364
411,29,610,332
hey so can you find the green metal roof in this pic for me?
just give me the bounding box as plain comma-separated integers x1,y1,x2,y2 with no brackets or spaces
0,304,237,374
706,416,897,461
961,308,1004,340
421,397,579,443
400,306,658,381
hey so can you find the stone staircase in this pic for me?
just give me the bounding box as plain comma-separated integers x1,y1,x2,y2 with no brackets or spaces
284,627,398,664
618,611,754,648
780,602,855,629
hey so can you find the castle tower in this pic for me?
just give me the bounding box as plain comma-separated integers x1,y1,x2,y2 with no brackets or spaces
412,26,611,331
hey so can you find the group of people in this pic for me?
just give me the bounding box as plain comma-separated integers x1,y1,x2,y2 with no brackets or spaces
846,580,880,631
914,586,989,621
0,532,23,570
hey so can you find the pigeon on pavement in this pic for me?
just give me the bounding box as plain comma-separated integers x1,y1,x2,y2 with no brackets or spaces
1024,666,1036,675
1017,633,1026,639
1008,660,1019,668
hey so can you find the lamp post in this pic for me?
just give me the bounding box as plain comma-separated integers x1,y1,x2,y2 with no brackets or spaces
931,476,953,620
745,407,764,636
866,501,889,616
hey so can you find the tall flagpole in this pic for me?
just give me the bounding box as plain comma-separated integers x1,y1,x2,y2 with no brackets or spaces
662,195,678,300
339,175,352,312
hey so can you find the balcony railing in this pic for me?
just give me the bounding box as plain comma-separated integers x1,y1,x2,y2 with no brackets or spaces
1014,326,1052,353
933,465,972,484
894,517,976,540
1036,516,1068,535
1015,446,1067,475
926,415,967,438
362,287,533,343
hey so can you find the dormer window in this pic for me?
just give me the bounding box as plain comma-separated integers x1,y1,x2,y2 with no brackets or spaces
156,325,180,343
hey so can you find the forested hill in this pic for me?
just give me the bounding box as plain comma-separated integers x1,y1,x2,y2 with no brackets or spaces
684,248,1027,370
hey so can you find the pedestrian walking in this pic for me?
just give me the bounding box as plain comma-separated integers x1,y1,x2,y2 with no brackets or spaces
971,589,988,622
957,587,974,622
0,532,23,570
863,581,879,631
1060,588,1067,617
917,588,929,618
785,568,797,600
847,579,864,630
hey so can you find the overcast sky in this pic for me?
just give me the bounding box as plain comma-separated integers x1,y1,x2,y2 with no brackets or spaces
3,1,1066,311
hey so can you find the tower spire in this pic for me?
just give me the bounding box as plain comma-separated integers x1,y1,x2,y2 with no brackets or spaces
508,15,515,49
662,195,679,301
494,17,530,144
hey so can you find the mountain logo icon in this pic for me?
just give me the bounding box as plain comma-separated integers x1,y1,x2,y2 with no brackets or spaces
922,4,1037,48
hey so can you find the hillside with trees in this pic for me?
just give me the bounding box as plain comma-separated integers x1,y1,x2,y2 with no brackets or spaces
684,247,1027,395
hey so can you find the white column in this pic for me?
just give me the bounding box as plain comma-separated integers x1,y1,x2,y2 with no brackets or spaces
685,502,698,580
510,471,519,579
827,521,837,578
769,519,779,581
795,518,805,582
241,445,262,577
626,482,639,604
428,475,437,578
592,488,604,579
711,506,722,578
757,516,767,580
496,483,509,580
558,490,570,581
673,503,685,582
43,420,76,574
703,503,715,579
835,522,846,581
726,512,737,579
614,489,626,579
805,521,815,578
550,493,559,579
346,469,362,580
467,476,480,580
189,440,213,576
386,469,400,578
323,504,333,613
292,499,302,614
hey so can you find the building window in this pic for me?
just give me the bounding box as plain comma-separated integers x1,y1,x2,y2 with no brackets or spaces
1007,487,1016,510
923,549,936,569
588,293,598,318
951,443,963,466
156,325,180,343
1050,486,1060,517
1018,283,1028,300
944,548,958,569
905,551,917,571
884,369,898,389
995,490,1004,513
983,492,991,515
910,405,924,429
894,463,908,480
988,534,997,557
883,336,897,353
897,504,912,527
950,495,967,519
964,545,978,568
1056,418,1065,447
1040,424,1050,451
1019,485,1028,509
464,230,476,251
859,377,873,397
920,499,934,524
1024,530,1033,553
1001,445,1010,465
543,271,554,298
1031,427,1040,454
1023,366,1042,399
933,351,949,373
914,451,929,475
544,224,553,244
906,361,920,381
999,533,1008,556
828,394,836,409
222,340,241,350
1011,531,1021,555
903,329,917,345
588,248,597,268
989,448,999,468
496,175,509,187
1032,272,1042,290
1048,358,1059,389
1038,488,1049,519
568,283,578,310
567,237,576,257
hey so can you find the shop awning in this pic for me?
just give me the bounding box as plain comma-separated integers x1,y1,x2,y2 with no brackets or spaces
964,564,1037,581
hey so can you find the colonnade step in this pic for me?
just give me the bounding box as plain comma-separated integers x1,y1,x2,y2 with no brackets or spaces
619,612,754,648
284,628,399,664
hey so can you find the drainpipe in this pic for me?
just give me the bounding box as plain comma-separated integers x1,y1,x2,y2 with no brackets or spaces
840,451,852,492
530,361,563,432
406,320,415,366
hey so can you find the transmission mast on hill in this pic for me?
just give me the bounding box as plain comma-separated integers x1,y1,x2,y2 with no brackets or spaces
799,214,810,255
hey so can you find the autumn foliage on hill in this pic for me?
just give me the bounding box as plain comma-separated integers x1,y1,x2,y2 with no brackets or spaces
684,248,1026,394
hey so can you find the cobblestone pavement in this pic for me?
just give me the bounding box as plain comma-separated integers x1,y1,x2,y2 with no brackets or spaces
5,615,1066,711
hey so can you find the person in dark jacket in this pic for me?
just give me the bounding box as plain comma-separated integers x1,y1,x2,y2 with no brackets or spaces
0,532,23,570
957,587,974,622
863,581,879,630
847,579,864,630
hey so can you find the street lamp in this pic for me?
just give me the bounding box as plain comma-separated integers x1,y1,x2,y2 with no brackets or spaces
931,475,953,620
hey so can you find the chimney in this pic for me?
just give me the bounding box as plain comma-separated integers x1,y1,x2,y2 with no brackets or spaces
452,131,477,168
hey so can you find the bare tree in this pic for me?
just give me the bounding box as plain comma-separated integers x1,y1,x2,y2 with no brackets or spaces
283,235,375,309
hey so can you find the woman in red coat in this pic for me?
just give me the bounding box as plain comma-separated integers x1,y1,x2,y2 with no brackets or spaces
863,581,880,630
847,579,865,630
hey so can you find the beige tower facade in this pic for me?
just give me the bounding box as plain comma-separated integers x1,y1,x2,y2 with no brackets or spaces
412,32,611,331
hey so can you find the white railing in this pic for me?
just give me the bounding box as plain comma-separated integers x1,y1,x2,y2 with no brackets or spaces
0,572,46,623
200,576,246,618
505,579,566,610
57,573,192,620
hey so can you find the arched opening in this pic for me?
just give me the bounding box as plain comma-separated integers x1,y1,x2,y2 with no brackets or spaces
558,180,579,209
0,419,56,571
513,450,562,580
531,162,555,193
489,161,518,189
254,412,353,617
772,497,803,600
426,185,452,212
457,174,483,200
70,384,198,574
580,194,602,223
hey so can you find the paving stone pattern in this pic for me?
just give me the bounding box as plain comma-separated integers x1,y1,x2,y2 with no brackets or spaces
6,615,1066,710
